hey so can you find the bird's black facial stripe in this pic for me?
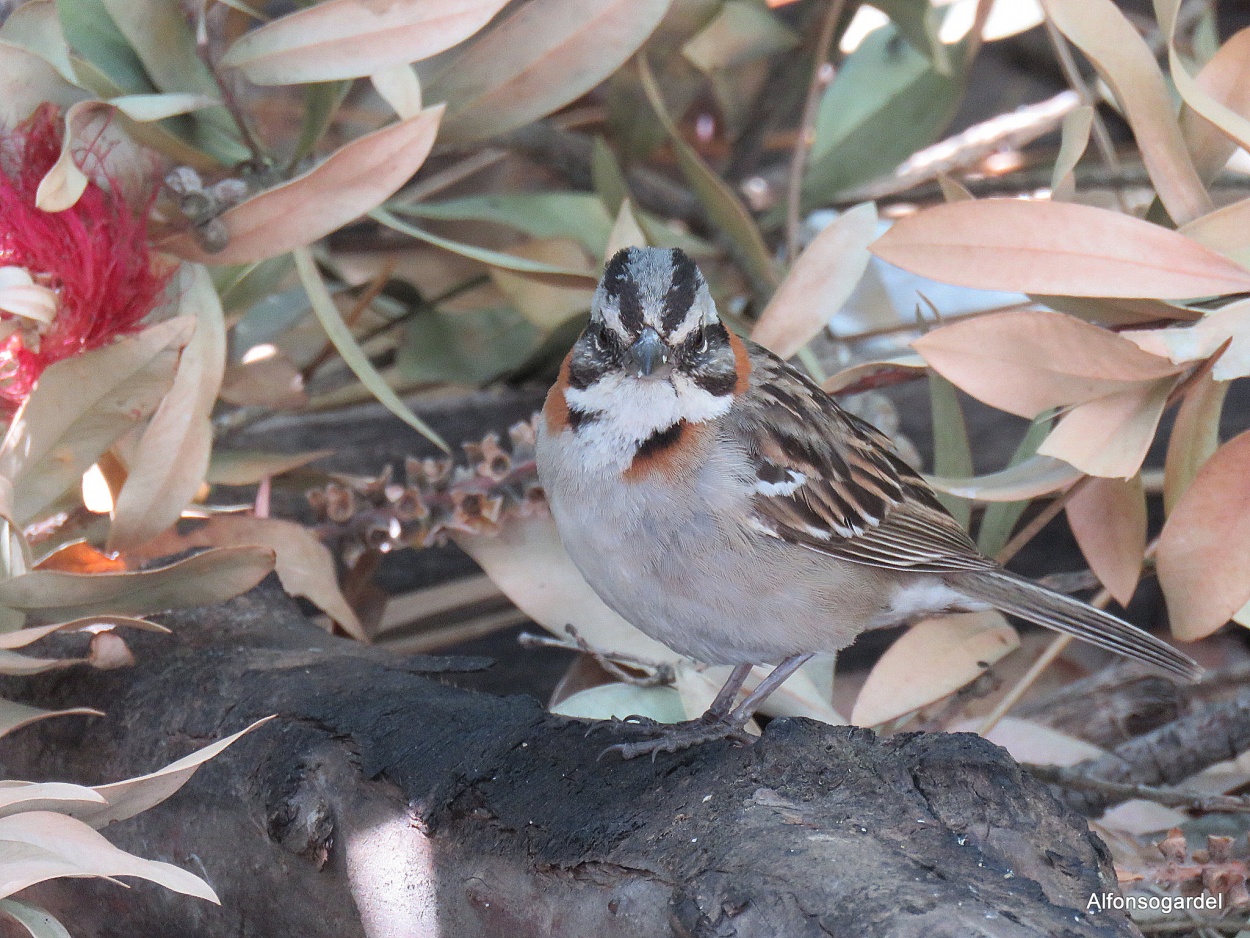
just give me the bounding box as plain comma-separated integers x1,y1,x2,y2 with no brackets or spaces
661,248,699,333
635,421,685,460
602,249,644,333
567,405,597,430
692,368,737,396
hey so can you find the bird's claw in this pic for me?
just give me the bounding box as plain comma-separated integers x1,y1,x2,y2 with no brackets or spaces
583,713,663,738
597,717,754,761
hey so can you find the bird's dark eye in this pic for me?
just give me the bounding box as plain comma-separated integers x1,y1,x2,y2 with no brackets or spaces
696,330,709,354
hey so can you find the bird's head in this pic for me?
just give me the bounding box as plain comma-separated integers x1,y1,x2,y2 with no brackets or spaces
556,248,748,443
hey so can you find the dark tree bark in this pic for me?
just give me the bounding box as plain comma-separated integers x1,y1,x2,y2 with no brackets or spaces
0,581,1137,937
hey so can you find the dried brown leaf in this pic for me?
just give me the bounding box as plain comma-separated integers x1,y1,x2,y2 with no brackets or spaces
873,200,1250,298
1158,428,1250,640
162,106,443,265
1066,474,1146,605
912,310,1182,418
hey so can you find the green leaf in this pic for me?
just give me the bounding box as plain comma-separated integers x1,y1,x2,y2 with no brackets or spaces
294,247,450,451
289,80,351,167
0,317,192,524
396,193,615,258
0,0,77,83
680,0,797,73
591,136,630,216
976,415,1055,558
429,0,674,144
803,24,963,205
638,56,776,289
372,210,598,282
213,254,296,316
873,0,951,74
398,306,542,386
56,0,153,94
0,546,274,621
929,372,973,529
206,449,333,486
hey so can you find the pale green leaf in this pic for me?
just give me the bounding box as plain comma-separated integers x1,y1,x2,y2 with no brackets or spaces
928,373,973,529
373,210,598,282
206,449,333,486
294,247,449,451
681,0,797,73
0,0,75,83
0,546,275,621
638,56,775,289
395,193,614,258
0,899,73,938
1051,104,1093,201
0,317,191,524
109,265,227,551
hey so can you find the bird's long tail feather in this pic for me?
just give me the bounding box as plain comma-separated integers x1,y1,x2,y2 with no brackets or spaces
948,569,1201,681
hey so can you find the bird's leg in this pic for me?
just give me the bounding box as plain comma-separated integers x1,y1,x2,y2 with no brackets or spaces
603,654,814,760
704,662,754,721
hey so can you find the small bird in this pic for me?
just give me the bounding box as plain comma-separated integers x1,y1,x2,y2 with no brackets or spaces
536,247,1201,759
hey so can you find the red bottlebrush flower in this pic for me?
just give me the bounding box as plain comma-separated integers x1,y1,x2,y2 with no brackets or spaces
0,104,170,413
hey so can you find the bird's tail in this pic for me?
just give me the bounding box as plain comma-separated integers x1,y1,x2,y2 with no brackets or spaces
946,568,1202,681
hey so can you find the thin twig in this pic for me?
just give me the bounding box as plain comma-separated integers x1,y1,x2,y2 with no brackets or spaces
519,626,675,688
301,259,397,383
784,0,847,263
993,475,1090,566
977,632,1075,736
1028,762,1250,813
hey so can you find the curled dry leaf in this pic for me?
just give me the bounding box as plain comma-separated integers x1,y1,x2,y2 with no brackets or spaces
1127,299,1250,381
0,700,102,738
75,716,274,830
34,541,126,574
36,95,220,212
1180,196,1250,269
821,355,927,395
430,0,673,144
0,616,167,650
1163,372,1227,514
1065,474,1146,605
220,0,508,85
1041,0,1210,224
162,106,443,266
0,546,274,622
108,264,227,552
370,63,422,120
0,782,104,821
751,202,877,360
1037,375,1176,479
1157,428,1250,640
927,453,1081,503
1180,27,1250,182
851,611,1018,727
0,898,73,938
0,811,217,902
872,200,1250,299
137,517,365,642
0,316,192,524
219,353,307,409
912,309,1182,419
0,40,83,127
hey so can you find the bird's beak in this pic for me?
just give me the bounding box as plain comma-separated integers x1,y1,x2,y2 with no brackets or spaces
624,327,672,379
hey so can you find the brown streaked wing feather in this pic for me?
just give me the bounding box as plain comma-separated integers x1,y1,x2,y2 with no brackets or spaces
730,345,996,573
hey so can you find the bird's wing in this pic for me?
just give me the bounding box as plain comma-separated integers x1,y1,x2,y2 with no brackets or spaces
730,346,996,574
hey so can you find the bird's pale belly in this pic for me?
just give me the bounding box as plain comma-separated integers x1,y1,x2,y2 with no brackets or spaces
543,457,890,665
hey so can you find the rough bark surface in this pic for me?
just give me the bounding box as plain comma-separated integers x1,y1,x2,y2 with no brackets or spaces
2,582,1135,938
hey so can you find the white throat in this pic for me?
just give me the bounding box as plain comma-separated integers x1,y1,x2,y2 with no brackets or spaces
562,372,732,473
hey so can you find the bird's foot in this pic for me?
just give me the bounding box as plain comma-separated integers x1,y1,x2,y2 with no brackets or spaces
599,714,752,761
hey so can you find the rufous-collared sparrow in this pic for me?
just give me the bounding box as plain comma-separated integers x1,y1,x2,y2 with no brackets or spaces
536,247,1200,759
